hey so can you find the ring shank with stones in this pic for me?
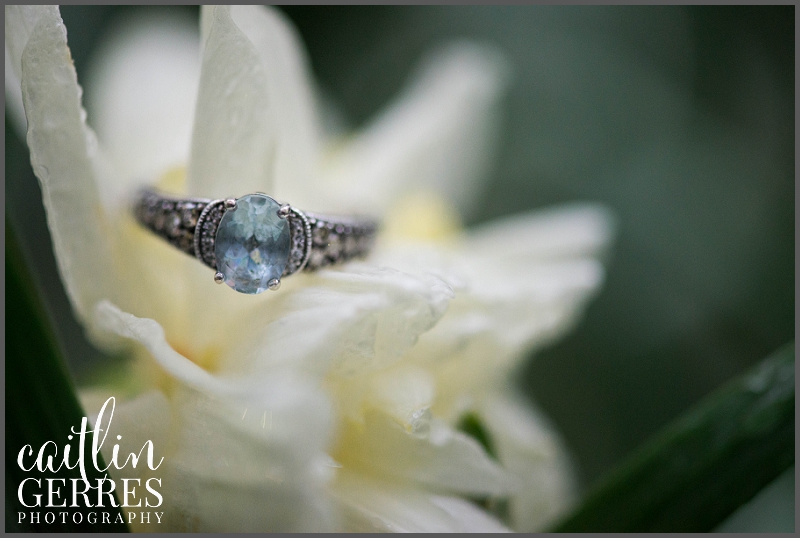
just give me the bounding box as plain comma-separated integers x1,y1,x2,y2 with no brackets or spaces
134,189,378,294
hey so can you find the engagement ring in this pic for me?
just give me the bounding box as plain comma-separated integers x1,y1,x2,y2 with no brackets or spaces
134,189,378,294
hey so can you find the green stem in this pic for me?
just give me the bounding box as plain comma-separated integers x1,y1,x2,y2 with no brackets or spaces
552,342,794,532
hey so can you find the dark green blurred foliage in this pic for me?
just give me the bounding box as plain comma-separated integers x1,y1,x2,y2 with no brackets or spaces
456,412,497,461
552,342,794,532
6,6,793,506
6,223,128,532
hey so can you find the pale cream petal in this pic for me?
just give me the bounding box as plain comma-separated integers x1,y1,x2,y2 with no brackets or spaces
328,363,436,438
422,276,603,418
79,389,172,482
229,5,320,200
80,385,337,532
464,203,616,261
199,4,213,50
5,5,48,77
443,204,615,359
92,302,334,463
94,300,225,392
366,366,435,431
93,301,336,531
157,464,334,532
188,5,271,198
84,10,200,207
369,204,615,416
426,495,511,533
336,409,517,497
158,384,335,532
78,389,174,530
188,5,319,200
11,5,119,333
8,8,196,343
316,42,510,215
480,393,577,532
332,472,511,532
215,264,455,378
432,257,605,357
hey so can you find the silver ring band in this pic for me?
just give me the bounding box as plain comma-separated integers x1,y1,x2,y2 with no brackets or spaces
133,189,378,293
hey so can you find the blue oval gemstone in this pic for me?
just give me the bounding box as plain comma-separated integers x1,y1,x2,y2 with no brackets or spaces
214,194,290,294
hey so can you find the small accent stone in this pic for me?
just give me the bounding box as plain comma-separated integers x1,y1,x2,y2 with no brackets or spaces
312,225,329,246
327,234,342,258
214,194,290,294
309,250,327,268
344,234,358,255
165,214,181,236
182,208,198,228
177,231,193,252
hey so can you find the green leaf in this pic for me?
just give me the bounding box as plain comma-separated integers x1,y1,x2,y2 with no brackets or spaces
551,342,794,532
5,219,128,532
456,411,510,523
457,411,498,460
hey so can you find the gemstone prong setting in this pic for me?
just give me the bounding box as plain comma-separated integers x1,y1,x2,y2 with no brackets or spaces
214,194,291,294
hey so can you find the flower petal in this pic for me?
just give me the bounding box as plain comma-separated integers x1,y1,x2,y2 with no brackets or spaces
187,5,271,198
228,5,320,195
93,301,334,455
8,5,118,332
331,473,511,532
447,203,615,355
5,5,47,77
93,301,336,531
464,202,616,261
370,204,615,416
214,265,455,378
188,5,319,199
157,384,335,532
94,300,226,391
79,389,172,481
316,42,510,215
480,393,577,532
83,9,200,206
336,409,517,497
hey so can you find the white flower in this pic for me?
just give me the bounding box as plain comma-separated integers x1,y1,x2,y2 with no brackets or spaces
6,5,614,532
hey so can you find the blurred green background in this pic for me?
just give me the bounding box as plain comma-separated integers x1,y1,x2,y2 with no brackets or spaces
5,5,794,524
